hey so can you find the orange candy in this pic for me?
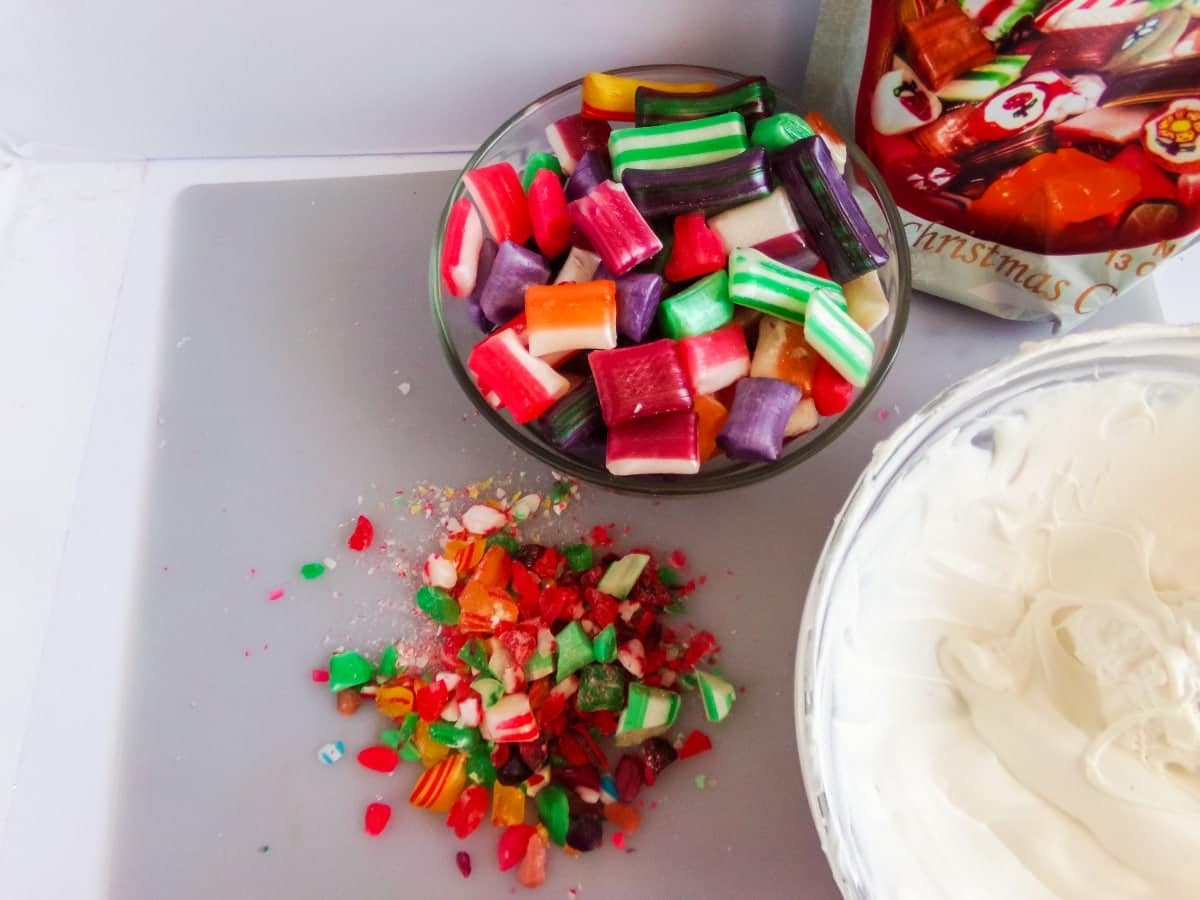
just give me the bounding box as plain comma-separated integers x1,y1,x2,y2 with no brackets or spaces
375,683,415,719
444,536,486,575
517,829,548,887
805,111,848,173
415,720,451,768
469,545,512,590
457,580,519,633
750,317,818,393
603,802,642,835
491,783,526,827
524,281,618,357
409,752,467,813
693,394,729,463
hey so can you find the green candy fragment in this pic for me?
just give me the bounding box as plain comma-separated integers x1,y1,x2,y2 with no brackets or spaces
471,676,504,707
415,585,460,625
656,270,733,339
485,532,520,555
458,638,489,672
615,683,681,747
300,561,326,580
327,651,374,692
561,543,594,572
521,151,564,192
696,670,737,722
577,663,627,712
665,598,688,615
427,722,482,751
399,742,422,763
377,644,399,679
555,621,594,683
395,712,421,744
380,728,403,750
535,783,571,846
550,479,573,504
677,671,699,692
524,651,554,682
750,112,814,152
592,623,617,664
597,553,651,599
657,565,684,588
466,749,497,787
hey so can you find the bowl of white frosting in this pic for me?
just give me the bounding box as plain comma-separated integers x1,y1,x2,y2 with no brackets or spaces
796,323,1200,900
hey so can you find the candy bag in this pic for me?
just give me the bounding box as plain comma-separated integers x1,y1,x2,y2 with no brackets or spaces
804,0,1200,331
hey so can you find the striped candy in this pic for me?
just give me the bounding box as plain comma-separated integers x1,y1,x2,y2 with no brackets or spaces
804,288,875,388
409,752,468,813
728,247,845,325
582,71,716,122
525,281,618,356
466,329,571,424
937,55,1029,103
708,188,801,256
480,692,540,743
634,76,775,127
961,0,1042,39
462,163,532,245
614,683,681,746
696,670,736,723
609,112,749,180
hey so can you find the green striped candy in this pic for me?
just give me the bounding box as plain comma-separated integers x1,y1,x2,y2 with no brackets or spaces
615,683,681,747
695,670,736,723
609,111,749,180
657,270,733,339
804,287,875,388
728,247,846,324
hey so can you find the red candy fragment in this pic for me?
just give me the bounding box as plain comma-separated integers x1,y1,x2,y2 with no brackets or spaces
446,785,489,839
498,627,536,669
497,824,538,871
528,168,572,260
357,745,401,774
664,213,726,283
678,729,713,760
415,681,449,722
347,515,374,552
310,668,329,683
455,850,472,878
811,358,854,416
364,802,392,836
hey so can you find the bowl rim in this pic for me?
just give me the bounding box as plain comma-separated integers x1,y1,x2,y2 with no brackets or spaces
792,322,1200,898
429,63,912,495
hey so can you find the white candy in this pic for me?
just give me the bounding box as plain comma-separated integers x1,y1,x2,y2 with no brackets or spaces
511,492,541,521
844,271,890,333
554,247,601,284
457,696,481,728
423,553,457,589
708,188,800,255
871,64,941,136
784,398,819,438
462,503,507,535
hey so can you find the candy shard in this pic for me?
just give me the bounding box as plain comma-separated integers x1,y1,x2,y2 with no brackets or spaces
804,287,876,388
678,322,751,396
441,197,484,297
480,693,539,743
728,246,844,324
589,339,692,427
622,147,772,220
708,187,801,255
656,270,734,339
545,114,612,175
328,651,374,692
615,683,681,746
843,271,889,333
477,241,550,326
784,397,819,438
597,553,651,599
582,71,716,122
717,377,802,462
525,281,618,356
466,329,571,424
463,162,533,245
606,412,700,477
554,245,602,284
555,621,595,682
696,669,737,722
568,181,663,276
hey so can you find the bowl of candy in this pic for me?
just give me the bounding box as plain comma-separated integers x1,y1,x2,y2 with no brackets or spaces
431,64,911,493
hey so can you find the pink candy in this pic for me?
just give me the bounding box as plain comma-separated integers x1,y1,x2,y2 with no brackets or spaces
440,197,484,297
568,181,663,276
606,412,701,477
545,114,612,175
463,163,533,245
589,339,692,427
467,329,570,424
678,322,751,396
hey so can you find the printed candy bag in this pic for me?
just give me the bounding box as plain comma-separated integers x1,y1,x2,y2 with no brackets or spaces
803,0,1200,330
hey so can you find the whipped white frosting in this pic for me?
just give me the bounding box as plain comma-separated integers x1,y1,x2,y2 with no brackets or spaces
826,372,1200,899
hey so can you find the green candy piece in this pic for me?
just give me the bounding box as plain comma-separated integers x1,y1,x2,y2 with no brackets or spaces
804,286,874,388
656,270,733,339
300,561,326,580
657,565,684,588
665,598,688,615
592,624,617,664
677,671,699,692
471,676,504,707
555,621,594,683
377,644,399,679
597,553,651,599
750,112,814,152
427,722,482,751
395,712,421,744
458,637,489,672
615,683,681,747
485,532,520,555
696,669,737,722
728,246,845,325
415,585,460,625
521,151,563,192
577,663,627,712
399,742,422,763
550,479,573,504
535,783,571,846
466,750,497,787
561,543,594,572
327,651,374,692
525,651,554,682
609,111,748,180
635,76,775,127
380,728,403,750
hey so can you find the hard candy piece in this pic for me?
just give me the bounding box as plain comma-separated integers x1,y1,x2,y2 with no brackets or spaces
481,692,539,743
566,814,605,852
568,181,663,276
613,754,644,802
622,147,772,220
555,621,594,682
545,114,612,175
564,150,613,203
696,670,737,722
677,322,751,396
446,784,488,839
466,237,498,332
462,162,533,245
455,850,471,878
804,288,875,388
593,267,664,342
937,54,1029,103
716,377,802,462
521,151,564,192
328,651,373,692
427,722,483,751
562,543,594,572
494,744,535,786
415,585,461,625
843,271,890,333
615,683,681,746
457,696,482,729
679,729,714,760
457,580,518,632
577,663,627,712
960,0,1040,40
317,740,345,765
536,380,604,450
377,642,400,678
525,280,618,356
528,168,572,260
902,2,996,90
516,830,547,887
805,111,849,173
609,111,749,180
750,112,814,151
751,316,818,392
376,682,416,719
410,752,468,813
664,213,726,283
708,187,802,255
363,802,392,836
466,329,571,424
635,75,775,127
592,623,618,663
476,241,550,326
774,137,889,284
491,782,526,827
535,783,571,845
441,196,484,297
597,553,651,599
582,71,716,121
606,412,701,477
589,339,691,427
336,689,361,716
642,736,678,779
554,245,602,284
497,824,538,871
657,270,734,339
728,246,846,324
811,357,855,417
693,393,729,462
871,64,942,136
1144,99,1200,173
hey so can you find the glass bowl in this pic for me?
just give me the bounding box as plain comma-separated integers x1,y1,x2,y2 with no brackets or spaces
794,323,1200,898
429,64,911,494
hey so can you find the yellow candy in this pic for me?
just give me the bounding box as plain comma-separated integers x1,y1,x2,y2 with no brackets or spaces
582,71,716,121
409,752,467,813
491,783,526,827
375,683,415,719
415,721,451,768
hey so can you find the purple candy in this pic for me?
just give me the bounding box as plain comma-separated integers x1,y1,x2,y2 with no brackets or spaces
565,150,612,203
593,264,665,343
716,377,801,462
466,238,499,332
536,379,605,450
477,240,550,326
621,147,772,219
